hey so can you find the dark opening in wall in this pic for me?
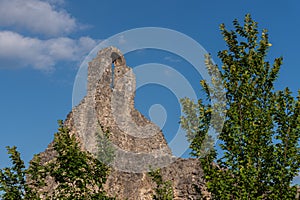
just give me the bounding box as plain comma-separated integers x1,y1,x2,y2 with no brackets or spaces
110,52,121,89
111,63,114,89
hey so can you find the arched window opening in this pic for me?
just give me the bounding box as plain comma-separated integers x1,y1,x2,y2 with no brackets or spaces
110,52,121,89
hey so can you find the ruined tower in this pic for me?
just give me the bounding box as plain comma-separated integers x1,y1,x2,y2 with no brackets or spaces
38,47,207,199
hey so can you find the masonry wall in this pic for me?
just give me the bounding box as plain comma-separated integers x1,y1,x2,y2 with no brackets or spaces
37,46,207,200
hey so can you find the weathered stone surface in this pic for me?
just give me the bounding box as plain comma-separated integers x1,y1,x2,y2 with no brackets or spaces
35,46,207,199
104,158,205,200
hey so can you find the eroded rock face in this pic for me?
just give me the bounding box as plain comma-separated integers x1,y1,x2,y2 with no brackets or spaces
36,47,206,199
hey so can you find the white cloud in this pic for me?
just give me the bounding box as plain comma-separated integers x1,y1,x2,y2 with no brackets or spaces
43,0,65,5
0,0,99,71
164,56,182,63
118,35,127,45
0,31,98,71
0,0,76,36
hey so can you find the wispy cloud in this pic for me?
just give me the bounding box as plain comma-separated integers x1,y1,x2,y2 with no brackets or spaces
0,0,77,36
0,31,97,71
43,0,65,6
164,56,182,63
118,35,127,45
0,0,99,71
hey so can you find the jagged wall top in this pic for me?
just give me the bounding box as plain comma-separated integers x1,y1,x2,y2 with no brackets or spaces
37,46,206,199
71,46,173,173
87,46,124,95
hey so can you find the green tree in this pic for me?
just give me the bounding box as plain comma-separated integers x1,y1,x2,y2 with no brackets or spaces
96,124,116,165
148,168,174,200
45,120,114,199
1,120,114,200
0,146,39,200
181,14,300,199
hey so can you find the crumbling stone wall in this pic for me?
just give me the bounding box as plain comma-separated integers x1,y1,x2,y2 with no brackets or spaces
36,46,207,199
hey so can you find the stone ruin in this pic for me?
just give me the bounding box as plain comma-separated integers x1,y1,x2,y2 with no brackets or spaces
37,46,209,199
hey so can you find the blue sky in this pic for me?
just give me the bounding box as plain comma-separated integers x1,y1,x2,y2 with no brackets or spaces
0,0,299,184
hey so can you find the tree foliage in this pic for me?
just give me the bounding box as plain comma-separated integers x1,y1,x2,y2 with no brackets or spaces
181,14,300,199
148,168,174,200
45,120,113,199
0,146,39,200
0,120,114,199
96,124,116,165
